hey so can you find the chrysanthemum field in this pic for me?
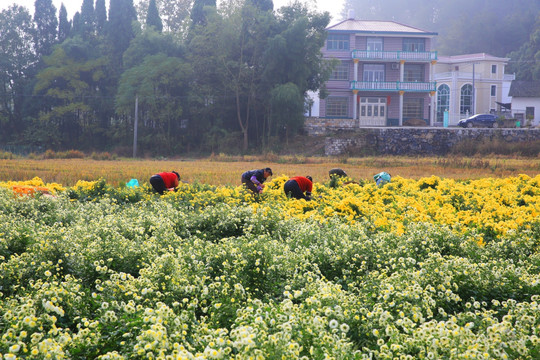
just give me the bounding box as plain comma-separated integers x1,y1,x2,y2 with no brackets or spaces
1,175,539,359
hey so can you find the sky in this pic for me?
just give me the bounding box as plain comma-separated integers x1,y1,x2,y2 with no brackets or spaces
2,0,344,24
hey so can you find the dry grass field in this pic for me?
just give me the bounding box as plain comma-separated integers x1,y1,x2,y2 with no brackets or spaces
1,155,539,186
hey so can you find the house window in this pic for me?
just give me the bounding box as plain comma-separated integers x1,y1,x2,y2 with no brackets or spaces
327,34,349,50
326,97,349,117
403,38,425,52
403,64,424,82
491,85,496,97
330,62,349,80
367,37,383,51
437,84,450,122
460,84,473,115
403,98,424,119
526,107,535,119
363,64,385,82
491,65,497,74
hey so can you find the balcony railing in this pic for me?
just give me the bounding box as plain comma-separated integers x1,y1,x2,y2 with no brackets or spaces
350,80,437,92
351,50,438,62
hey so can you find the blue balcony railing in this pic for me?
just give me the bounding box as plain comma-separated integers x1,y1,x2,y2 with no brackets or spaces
351,50,437,62
350,80,436,92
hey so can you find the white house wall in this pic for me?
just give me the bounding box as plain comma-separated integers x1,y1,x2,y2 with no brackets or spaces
512,98,540,126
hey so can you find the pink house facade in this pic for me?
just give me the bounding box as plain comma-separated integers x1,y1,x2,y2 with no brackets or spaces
320,16,438,126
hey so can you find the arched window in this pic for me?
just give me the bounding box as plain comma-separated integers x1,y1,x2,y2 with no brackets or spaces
437,84,450,122
460,84,472,116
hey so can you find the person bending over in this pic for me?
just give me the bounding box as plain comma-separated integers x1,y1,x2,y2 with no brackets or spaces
241,167,273,194
284,176,313,200
150,171,180,194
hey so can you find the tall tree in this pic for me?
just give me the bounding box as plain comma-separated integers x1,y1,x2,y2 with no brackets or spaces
72,12,82,37
33,0,58,58
190,0,216,27
145,0,163,32
95,0,107,36
107,0,138,69
0,5,37,140
80,0,95,38
58,4,71,42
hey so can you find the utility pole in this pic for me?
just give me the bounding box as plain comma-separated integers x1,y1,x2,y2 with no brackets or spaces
133,95,138,158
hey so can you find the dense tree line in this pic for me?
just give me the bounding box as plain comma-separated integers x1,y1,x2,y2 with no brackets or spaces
2,0,539,155
0,0,332,155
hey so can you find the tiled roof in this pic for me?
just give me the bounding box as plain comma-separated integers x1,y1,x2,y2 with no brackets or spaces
327,19,437,36
438,53,510,63
509,81,540,97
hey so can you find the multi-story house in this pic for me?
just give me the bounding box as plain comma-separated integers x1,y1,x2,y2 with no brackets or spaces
433,53,515,126
319,14,438,126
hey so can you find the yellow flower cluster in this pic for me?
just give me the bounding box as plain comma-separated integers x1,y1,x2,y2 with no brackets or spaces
180,174,539,242
0,177,65,195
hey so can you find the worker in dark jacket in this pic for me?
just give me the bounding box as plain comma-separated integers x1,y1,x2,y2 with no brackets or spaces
329,168,347,178
150,171,180,194
284,176,313,200
241,167,273,194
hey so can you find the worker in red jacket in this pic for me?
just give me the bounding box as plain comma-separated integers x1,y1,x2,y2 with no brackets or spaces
150,171,180,194
284,176,313,200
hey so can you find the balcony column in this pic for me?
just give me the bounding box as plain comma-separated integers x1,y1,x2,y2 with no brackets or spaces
399,90,404,126
429,91,436,126
352,90,358,121
399,60,405,82
430,60,437,126
353,59,359,82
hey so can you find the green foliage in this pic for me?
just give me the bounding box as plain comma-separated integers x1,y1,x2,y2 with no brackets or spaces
145,0,163,33
33,0,58,57
508,16,540,81
190,0,216,27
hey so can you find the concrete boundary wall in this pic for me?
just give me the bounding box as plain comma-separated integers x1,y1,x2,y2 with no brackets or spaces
322,127,540,156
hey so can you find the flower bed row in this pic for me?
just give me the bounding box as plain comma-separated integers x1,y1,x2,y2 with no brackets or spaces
0,175,539,359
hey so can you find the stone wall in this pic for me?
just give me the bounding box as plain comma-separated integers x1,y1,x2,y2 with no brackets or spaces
305,117,357,136
322,127,540,156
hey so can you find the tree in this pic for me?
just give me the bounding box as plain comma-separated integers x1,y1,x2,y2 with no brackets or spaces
508,15,540,81
58,4,71,42
116,54,193,153
262,4,332,142
107,0,138,69
33,0,58,58
80,0,95,38
33,37,108,148
72,12,82,37
136,0,192,34
270,82,303,144
191,0,216,27
0,5,37,140
249,0,273,12
146,0,163,32
123,26,184,69
95,0,107,36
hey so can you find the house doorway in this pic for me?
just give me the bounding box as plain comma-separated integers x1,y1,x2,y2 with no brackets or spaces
359,97,386,126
